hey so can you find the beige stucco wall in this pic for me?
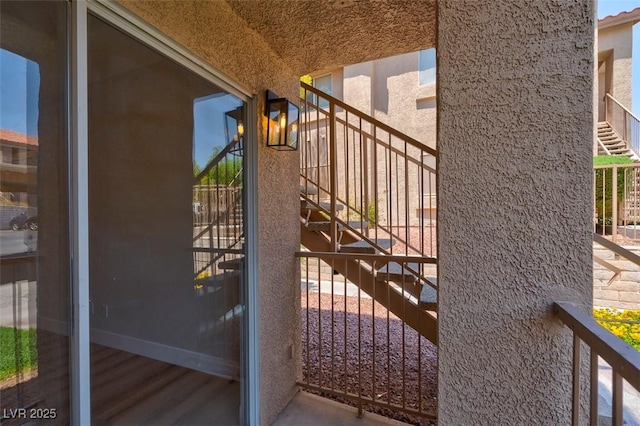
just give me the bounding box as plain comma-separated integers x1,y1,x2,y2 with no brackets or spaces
342,61,372,114
598,23,634,115
117,2,301,424
437,0,594,424
342,53,437,150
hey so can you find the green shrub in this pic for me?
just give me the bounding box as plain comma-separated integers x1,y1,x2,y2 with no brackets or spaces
346,200,378,228
593,308,640,351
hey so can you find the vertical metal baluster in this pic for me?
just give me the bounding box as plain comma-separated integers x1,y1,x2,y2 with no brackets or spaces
419,151,424,259
613,165,618,243
612,371,623,426
572,333,580,426
373,127,379,247
331,257,335,392
590,348,598,426
401,263,406,409
344,257,348,398
386,265,391,409
345,112,350,229
404,142,409,255
317,254,322,387
305,256,310,386
602,169,606,235
357,261,363,418
418,266,423,415
430,169,435,256
387,134,392,255
372,259,377,404
329,101,338,251
362,120,369,238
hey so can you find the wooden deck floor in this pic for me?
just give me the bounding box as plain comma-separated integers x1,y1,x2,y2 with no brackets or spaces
1,343,240,425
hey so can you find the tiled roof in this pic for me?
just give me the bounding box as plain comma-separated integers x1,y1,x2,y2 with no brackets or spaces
0,129,38,146
599,7,640,29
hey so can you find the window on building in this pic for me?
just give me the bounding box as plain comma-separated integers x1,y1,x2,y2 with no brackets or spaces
418,49,436,86
312,74,332,108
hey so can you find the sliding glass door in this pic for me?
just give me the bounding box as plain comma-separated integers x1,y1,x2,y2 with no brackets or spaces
1,2,252,424
87,14,247,425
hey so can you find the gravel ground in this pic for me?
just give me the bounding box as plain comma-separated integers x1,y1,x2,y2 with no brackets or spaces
301,292,438,425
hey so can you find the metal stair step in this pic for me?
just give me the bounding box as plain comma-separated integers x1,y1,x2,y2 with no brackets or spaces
607,148,631,155
376,262,419,283
218,258,244,270
301,201,345,212
602,142,625,149
600,134,619,140
306,221,332,232
306,220,370,232
300,184,318,195
339,239,394,254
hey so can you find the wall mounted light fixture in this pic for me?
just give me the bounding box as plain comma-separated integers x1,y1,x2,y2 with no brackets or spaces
225,106,244,156
265,90,299,151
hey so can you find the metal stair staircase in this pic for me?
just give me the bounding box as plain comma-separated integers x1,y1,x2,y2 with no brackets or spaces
597,121,637,158
298,82,439,345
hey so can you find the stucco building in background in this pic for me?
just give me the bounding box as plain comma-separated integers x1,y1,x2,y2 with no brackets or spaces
310,8,640,152
0,1,604,425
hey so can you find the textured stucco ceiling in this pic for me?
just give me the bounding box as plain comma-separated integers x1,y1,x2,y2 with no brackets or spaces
224,0,436,75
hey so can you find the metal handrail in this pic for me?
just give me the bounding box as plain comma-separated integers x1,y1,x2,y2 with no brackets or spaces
606,93,640,124
597,138,612,156
192,138,244,279
301,82,437,157
605,93,640,156
594,233,640,267
194,137,241,184
300,84,438,262
295,251,436,263
554,301,640,426
594,162,640,170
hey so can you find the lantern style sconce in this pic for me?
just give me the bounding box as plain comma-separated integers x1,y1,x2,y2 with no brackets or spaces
225,106,244,156
265,90,299,150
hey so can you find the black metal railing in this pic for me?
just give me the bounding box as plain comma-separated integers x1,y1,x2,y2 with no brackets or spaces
554,301,640,426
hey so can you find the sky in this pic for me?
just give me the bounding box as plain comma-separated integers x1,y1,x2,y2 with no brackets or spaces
0,49,39,136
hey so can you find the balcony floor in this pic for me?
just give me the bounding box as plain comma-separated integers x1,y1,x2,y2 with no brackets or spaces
273,391,412,426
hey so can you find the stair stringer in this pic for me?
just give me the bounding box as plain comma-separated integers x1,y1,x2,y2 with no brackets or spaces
301,225,438,345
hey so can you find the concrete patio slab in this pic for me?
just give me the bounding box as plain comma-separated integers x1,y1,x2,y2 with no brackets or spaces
272,391,412,426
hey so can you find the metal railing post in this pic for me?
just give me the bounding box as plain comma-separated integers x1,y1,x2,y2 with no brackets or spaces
624,112,629,146
612,165,618,243
363,135,370,238
329,101,338,251
572,334,581,426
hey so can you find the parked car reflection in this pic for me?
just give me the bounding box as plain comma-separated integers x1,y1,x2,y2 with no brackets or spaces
9,212,28,231
8,213,37,231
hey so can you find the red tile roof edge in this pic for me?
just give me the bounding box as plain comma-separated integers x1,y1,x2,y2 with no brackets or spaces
0,129,38,146
599,7,640,28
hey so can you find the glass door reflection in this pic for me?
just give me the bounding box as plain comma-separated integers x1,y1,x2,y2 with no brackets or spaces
88,15,246,425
